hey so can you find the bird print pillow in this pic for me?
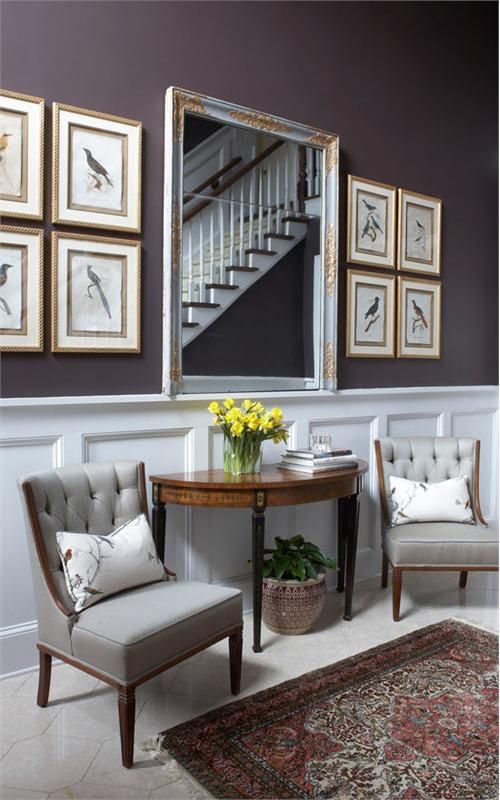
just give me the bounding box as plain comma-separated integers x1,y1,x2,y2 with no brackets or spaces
56,514,166,612
389,475,474,527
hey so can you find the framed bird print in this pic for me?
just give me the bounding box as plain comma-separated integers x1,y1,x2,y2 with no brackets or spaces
347,176,397,269
0,225,43,351
397,276,441,358
346,269,396,358
52,103,142,233
398,189,442,274
0,89,44,220
51,231,141,353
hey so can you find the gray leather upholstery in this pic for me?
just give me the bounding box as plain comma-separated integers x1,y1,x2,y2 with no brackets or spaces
71,580,242,683
19,461,243,684
377,437,498,568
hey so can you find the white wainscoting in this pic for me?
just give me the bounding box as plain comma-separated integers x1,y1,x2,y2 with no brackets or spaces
0,385,497,676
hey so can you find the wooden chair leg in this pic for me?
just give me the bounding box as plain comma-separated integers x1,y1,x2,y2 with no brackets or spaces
118,686,136,768
459,570,468,588
381,552,389,589
392,567,403,622
229,626,243,696
37,650,52,707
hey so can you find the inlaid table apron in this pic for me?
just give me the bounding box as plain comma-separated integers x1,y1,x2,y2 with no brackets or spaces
149,462,369,652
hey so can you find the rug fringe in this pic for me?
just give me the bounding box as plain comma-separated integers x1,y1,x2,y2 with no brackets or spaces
139,736,210,798
450,616,498,635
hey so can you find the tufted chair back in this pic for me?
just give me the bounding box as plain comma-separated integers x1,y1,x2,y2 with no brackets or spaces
375,437,482,527
18,461,147,654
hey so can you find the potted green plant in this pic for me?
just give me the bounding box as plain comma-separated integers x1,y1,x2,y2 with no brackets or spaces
262,535,337,635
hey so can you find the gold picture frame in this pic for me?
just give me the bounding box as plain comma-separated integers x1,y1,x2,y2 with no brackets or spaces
397,276,441,358
0,225,43,351
347,175,397,269
398,189,442,274
0,89,44,220
52,102,142,233
346,268,396,358
51,231,141,353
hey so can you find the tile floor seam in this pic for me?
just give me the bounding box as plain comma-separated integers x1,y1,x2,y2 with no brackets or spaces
78,739,106,786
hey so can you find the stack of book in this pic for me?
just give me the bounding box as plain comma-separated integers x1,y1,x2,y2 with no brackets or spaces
278,448,357,473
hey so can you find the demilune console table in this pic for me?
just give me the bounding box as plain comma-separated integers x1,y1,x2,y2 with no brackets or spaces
149,461,369,652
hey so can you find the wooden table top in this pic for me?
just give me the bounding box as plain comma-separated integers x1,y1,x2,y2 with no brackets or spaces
150,461,368,489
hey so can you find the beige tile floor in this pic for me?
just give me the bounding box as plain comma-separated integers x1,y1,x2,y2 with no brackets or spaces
0,572,498,800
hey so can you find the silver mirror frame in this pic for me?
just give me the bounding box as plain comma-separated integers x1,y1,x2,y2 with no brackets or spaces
163,87,339,395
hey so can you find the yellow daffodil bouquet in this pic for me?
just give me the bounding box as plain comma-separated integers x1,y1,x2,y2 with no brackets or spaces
208,398,288,476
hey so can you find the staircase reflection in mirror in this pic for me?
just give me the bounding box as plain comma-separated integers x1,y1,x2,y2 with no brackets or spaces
181,114,321,381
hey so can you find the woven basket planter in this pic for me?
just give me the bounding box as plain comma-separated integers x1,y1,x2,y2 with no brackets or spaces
262,572,326,635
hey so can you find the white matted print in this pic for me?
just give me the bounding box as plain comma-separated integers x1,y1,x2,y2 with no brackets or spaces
347,176,396,268
398,189,441,274
0,225,43,351
52,232,141,352
53,103,141,232
398,276,441,358
0,90,44,220
346,269,395,358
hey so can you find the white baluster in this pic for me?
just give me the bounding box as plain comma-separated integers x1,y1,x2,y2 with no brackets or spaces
209,209,215,284
239,181,245,266
187,222,194,303
267,163,272,234
293,145,298,211
248,172,254,250
229,188,235,267
307,148,313,200
275,158,281,235
199,215,205,302
258,168,264,250
285,146,290,211
219,200,225,284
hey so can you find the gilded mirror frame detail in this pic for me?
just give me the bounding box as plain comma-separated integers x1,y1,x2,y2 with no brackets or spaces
163,87,339,395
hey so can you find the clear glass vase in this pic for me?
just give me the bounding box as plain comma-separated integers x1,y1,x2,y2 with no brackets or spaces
223,435,262,476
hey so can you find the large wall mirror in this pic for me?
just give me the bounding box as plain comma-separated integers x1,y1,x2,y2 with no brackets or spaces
163,88,338,395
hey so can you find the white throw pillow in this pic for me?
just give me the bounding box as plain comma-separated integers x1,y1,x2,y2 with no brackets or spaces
389,475,474,527
56,514,165,612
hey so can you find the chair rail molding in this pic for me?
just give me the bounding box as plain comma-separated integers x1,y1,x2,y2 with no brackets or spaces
0,384,497,676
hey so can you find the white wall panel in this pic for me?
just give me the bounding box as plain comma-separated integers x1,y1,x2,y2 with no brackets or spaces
0,385,497,675
387,413,440,438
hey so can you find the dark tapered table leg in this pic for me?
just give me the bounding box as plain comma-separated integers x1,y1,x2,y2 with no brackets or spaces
252,507,265,653
337,498,347,593
152,482,166,564
343,493,360,621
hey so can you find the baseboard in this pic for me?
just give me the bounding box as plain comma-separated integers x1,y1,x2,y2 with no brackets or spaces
0,620,39,677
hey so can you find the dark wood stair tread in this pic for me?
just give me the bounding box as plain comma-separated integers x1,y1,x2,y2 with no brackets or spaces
305,193,320,201
282,215,310,223
225,266,259,273
182,322,199,328
205,283,239,290
264,233,295,241
182,301,220,308
245,248,277,256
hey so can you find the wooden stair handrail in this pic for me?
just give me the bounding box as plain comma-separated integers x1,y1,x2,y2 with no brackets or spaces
183,140,285,223
183,156,243,205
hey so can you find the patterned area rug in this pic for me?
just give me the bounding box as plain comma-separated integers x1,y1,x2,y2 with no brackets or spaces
153,620,498,799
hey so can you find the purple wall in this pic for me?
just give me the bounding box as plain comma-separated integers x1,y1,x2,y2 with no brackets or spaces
1,0,497,397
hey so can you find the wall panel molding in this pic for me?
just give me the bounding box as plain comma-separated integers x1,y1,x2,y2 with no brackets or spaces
0,385,497,675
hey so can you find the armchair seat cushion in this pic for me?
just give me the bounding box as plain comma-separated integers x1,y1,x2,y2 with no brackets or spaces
70,580,242,683
384,522,499,568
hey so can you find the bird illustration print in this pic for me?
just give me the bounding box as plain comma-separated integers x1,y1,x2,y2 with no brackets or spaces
0,132,12,163
411,298,428,334
413,219,427,253
0,263,13,316
363,295,381,333
361,198,383,243
82,147,113,191
86,264,112,319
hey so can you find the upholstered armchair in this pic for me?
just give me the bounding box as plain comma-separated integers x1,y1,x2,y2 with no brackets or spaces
19,460,243,768
374,437,498,621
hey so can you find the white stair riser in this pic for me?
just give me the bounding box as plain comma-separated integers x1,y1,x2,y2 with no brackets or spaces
182,306,219,324
284,220,309,237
